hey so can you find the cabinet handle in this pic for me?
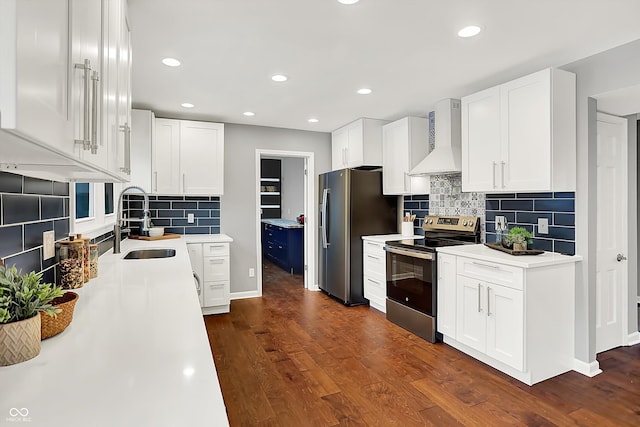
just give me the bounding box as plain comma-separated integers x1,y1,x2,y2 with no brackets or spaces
368,278,382,286
500,161,506,188
478,283,483,312
90,70,99,154
209,245,225,249
119,122,131,173
194,273,201,295
492,161,497,189
208,259,224,264
182,173,186,192
487,286,492,316
471,261,500,270
154,171,158,192
74,59,92,150
367,254,380,260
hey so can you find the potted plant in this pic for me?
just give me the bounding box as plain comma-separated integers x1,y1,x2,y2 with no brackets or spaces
0,265,64,366
504,227,534,251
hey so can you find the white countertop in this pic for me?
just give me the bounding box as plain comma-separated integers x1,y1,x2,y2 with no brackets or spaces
0,236,229,427
437,243,583,268
261,218,304,229
183,233,234,244
361,234,425,243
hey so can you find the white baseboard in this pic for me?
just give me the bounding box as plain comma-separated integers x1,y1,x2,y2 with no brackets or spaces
627,331,640,346
573,359,602,377
230,290,261,300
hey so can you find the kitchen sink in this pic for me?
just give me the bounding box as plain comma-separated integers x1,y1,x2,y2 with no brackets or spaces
123,248,176,260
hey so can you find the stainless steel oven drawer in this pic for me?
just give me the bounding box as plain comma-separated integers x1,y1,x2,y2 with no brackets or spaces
386,298,436,343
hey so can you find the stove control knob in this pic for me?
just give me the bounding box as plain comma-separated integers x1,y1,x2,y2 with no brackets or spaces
428,219,433,224
468,221,474,227
462,221,468,226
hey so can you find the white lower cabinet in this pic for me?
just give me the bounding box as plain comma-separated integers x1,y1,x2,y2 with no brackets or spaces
362,237,388,313
187,241,231,315
437,250,577,385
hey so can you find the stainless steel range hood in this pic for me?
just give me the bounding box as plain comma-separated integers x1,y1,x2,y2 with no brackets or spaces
409,98,461,176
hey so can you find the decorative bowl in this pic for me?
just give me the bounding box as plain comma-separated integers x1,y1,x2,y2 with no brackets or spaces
148,227,164,237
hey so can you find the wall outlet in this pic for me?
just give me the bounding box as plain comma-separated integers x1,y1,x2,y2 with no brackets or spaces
537,218,549,234
249,268,255,278
495,215,507,230
43,230,55,260
187,213,195,223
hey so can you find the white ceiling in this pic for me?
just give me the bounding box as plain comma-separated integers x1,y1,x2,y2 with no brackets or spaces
129,0,640,133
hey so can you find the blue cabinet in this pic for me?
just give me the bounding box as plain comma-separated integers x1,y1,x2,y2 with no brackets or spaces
262,221,304,274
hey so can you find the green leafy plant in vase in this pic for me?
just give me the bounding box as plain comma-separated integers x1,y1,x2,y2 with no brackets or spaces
504,227,534,251
0,265,64,366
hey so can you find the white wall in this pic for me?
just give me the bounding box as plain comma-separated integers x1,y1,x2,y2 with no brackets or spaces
280,157,304,221
561,38,640,364
221,123,331,294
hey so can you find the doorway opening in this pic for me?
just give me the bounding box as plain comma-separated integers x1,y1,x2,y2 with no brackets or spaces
255,150,316,295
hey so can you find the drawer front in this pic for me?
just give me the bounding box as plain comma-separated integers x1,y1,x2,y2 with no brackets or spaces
364,275,385,297
363,239,385,254
457,257,523,290
204,281,230,307
364,250,385,277
203,243,229,257
204,256,230,281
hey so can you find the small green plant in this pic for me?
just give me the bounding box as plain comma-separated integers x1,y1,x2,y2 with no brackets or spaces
0,265,64,324
505,227,533,246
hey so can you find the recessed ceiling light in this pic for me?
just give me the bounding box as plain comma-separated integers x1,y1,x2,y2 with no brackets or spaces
271,74,288,82
357,88,372,95
338,0,359,4
181,103,194,108
308,118,319,123
458,25,481,38
243,111,255,116
162,57,181,67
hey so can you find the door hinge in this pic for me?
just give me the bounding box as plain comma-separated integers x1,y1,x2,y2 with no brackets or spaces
304,264,308,271
304,168,308,176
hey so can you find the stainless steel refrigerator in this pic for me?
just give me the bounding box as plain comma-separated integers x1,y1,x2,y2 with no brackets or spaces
318,168,397,305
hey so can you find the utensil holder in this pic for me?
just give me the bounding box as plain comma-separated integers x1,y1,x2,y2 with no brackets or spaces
401,222,413,237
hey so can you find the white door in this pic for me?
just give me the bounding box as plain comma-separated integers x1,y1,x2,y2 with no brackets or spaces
382,119,410,195
153,119,181,193
331,127,348,170
596,112,628,353
456,276,486,353
461,86,501,192
345,121,363,167
501,69,552,191
486,283,524,370
180,121,224,195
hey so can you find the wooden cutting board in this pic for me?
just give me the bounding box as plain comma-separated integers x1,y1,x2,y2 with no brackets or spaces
128,233,181,241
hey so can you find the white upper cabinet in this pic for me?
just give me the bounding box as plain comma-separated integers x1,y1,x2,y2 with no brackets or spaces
0,0,132,182
382,117,430,195
153,119,225,195
331,118,387,170
0,0,74,153
461,68,576,193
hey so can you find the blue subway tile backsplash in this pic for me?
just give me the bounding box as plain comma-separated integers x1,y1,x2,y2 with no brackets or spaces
0,171,70,279
124,194,221,235
486,192,576,255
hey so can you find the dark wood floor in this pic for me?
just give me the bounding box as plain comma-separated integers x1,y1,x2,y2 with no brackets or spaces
204,261,640,426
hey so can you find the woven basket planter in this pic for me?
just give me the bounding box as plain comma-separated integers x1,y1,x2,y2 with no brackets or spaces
41,291,79,340
0,315,42,366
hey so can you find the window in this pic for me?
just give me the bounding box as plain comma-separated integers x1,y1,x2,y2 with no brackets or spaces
75,183,93,219
104,183,114,215
72,182,120,236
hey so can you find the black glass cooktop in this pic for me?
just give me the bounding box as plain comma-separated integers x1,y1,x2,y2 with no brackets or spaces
386,235,477,252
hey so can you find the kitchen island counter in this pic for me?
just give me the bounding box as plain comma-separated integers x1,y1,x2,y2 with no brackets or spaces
0,237,228,427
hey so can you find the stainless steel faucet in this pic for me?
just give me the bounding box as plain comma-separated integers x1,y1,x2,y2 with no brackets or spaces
113,186,150,254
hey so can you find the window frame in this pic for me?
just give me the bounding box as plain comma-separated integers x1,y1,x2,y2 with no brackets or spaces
71,182,120,236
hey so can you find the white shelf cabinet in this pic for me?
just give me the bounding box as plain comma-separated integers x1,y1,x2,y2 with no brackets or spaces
187,241,231,315
461,68,576,193
331,118,387,170
153,119,224,195
437,251,576,385
382,117,430,195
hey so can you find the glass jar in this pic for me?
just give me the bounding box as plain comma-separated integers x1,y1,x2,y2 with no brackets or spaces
89,244,99,279
77,234,91,283
58,238,84,289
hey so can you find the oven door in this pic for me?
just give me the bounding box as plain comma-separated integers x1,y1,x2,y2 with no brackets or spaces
385,246,436,316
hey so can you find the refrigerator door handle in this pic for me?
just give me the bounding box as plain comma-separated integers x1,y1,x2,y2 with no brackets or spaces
321,188,329,248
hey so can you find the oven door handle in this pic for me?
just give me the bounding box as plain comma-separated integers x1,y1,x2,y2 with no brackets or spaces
384,246,434,260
